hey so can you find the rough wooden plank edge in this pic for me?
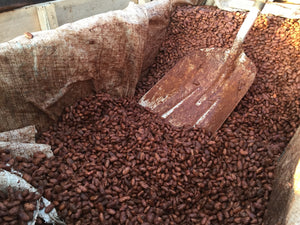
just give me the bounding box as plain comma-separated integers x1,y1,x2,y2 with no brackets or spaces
263,126,300,225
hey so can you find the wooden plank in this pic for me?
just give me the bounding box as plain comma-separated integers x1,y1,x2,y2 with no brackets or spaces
0,0,52,13
213,0,300,18
0,0,298,44
52,0,131,26
0,6,40,43
0,0,132,43
287,172,300,224
263,126,300,225
37,3,58,30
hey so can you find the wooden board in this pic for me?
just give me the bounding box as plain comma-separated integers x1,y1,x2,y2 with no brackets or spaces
209,0,300,19
263,126,300,225
0,6,41,43
52,0,132,27
1,0,298,44
0,0,52,13
0,0,132,43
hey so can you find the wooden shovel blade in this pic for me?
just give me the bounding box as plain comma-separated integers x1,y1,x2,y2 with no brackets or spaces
139,48,257,133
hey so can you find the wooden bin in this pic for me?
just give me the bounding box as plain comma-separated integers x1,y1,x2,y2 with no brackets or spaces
0,0,299,224
0,0,153,43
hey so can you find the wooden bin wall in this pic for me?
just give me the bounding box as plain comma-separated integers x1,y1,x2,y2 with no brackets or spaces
0,0,153,43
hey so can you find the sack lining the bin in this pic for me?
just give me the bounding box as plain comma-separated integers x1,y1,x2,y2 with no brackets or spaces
0,0,200,132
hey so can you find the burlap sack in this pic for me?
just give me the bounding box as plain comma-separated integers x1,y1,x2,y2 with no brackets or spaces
0,0,199,132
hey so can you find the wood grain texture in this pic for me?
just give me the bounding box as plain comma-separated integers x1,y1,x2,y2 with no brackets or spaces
0,0,131,43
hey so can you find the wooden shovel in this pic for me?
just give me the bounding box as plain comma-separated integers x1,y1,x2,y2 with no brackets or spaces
139,0,267,134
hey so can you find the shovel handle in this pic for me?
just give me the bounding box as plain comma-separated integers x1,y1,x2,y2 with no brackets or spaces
254,0,267,11
231,0,267,54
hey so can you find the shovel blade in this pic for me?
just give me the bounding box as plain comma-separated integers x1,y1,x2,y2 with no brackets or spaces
139,48,256,133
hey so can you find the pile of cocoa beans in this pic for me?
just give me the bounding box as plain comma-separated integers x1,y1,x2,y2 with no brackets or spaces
0,185,40,224
1,5,299,225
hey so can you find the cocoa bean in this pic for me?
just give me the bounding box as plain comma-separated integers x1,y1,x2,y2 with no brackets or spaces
2,5,299,225
44,203,55,213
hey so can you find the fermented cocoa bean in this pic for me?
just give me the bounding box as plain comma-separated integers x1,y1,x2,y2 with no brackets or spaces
2,5,299,225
